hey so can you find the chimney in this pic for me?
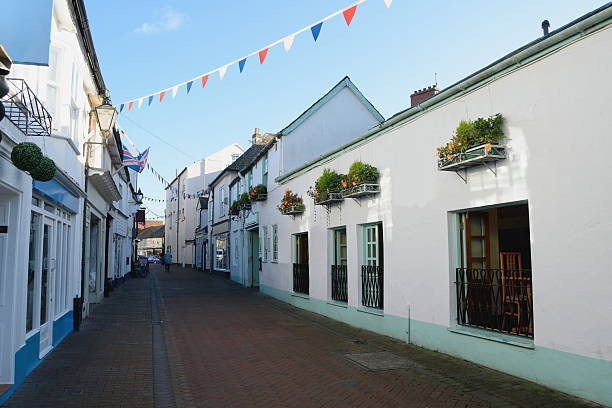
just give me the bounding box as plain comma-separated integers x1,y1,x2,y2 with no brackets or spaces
541,20,550,36
251,127,261,144
410,85,440,107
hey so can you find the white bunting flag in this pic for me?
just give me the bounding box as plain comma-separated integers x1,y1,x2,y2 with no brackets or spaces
218,65,228,80
383,0,392,7
138,97,144,109
172,86,179,99
283,35,295,53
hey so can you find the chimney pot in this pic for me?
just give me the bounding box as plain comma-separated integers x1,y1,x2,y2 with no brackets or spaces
541,19,550,36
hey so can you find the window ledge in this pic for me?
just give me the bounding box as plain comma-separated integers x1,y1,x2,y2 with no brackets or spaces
291,292,309,300
448,326,535,349
357,306,384,316
327,300,348,308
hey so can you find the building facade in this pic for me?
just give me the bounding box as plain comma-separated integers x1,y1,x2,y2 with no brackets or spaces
239,6,612,406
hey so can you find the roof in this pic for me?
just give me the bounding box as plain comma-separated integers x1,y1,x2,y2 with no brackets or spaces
278,76,384,136
137,225,165,240
277,2,612,184
208,143,267,187
240,137,277,176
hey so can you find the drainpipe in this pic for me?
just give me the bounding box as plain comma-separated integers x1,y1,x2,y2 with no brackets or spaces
176,175,180,266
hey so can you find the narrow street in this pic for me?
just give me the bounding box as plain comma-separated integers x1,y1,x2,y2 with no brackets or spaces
3,265,597,408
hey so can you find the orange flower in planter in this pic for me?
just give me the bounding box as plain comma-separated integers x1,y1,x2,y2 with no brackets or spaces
484,143,492,153
341,179,348,188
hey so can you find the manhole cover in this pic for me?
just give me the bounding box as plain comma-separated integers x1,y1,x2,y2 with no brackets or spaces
344,352,420,371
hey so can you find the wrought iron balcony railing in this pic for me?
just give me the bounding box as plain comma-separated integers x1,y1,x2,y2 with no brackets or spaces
1,78,52,137
361,265,383,309
292,263,309,295
331,264,348,302
455,268,533,338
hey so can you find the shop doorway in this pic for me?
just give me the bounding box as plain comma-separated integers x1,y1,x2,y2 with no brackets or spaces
248,229,259,287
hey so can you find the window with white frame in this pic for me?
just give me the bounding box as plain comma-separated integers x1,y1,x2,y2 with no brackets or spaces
272,224,278,262
247,171,253,191
220,187,225,216
47,46,60,129
262,154,268,187
262,226,269,262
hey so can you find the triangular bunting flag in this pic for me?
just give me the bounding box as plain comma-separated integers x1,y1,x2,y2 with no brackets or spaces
259,48,268,64
119,104,125,112
219,65,228,80
343,5,357,26
138,98,144,109
311,22,323,41
159,91,166,102
187,81,193,94
128,101,134,111
201,74,209,88
172,86,179,99
283,35,295,53
383,0,392,7
148,95,154,106
239,58,247,73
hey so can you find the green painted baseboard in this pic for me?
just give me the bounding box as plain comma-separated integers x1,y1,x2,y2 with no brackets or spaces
260,284,612,407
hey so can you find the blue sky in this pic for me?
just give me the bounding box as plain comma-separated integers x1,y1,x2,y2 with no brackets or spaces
84,0,605,218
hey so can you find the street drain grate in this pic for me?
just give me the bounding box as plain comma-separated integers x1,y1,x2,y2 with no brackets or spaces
344,352,421,371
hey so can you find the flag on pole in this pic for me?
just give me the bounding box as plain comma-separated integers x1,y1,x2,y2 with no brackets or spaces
122,145,141,171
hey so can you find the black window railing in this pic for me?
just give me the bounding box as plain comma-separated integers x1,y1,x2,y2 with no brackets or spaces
331,265,348,302
455,268,533,338
293,263,309,295
361,265,383,309
1,78,52,137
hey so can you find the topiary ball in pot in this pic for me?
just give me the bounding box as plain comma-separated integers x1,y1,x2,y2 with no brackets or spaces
11,142,43,171
30,156,56,182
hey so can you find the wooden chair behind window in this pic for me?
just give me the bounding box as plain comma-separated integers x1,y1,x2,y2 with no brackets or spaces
500,252,532,336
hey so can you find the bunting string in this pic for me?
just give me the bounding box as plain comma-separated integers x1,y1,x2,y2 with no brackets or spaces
116,0,392,111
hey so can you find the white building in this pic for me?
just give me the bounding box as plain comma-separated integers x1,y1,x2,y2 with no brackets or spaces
164,143,244,267
0,0,138,402
242,5,612,406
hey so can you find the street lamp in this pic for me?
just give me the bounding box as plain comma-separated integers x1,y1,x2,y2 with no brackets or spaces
94,93,117,134
136,188,143,204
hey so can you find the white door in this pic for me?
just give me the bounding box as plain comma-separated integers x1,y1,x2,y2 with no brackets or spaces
39,219,55,357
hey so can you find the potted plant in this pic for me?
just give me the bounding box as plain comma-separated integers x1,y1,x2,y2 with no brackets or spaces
249,184,267,201
307,168,345,205
238,192,251,210
278,189,305,215
10,142,56,181
437,114,506,170
229,200,240,216
342,161,380,198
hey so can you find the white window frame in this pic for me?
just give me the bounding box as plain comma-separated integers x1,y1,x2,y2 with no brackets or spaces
262,226,269,262
272,225,278,262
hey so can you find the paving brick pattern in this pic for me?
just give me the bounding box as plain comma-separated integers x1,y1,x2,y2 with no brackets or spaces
3,265,601,407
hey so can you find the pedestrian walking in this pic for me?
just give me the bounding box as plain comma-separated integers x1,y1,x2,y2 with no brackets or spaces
164,251,172,273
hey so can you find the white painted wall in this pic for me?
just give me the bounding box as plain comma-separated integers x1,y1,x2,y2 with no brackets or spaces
281,86,381,174
257,25,612,365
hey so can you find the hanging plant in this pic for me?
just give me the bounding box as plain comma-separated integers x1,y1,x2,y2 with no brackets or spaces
437,114,505,163
10,142,43,172
307,168,345,201
30,157,56,182
346,161,379,187
249,184,267,201
278,189,305,214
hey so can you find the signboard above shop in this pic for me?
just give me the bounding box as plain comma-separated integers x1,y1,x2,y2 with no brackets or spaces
0,0,53,65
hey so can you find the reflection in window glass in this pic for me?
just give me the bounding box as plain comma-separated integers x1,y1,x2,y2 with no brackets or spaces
215,233,229,270
27,213,41,332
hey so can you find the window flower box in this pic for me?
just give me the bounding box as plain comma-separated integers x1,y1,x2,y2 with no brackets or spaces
438,143,506,171
280,205,305,215
314,192,344,206
249,185,267,202
278,189,305,215
342,182,380,198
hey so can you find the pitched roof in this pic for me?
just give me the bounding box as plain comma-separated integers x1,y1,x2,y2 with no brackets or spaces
137,225,165,240
277,76,384,136
208,143,267,187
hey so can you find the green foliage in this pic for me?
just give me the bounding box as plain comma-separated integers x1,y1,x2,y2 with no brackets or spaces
239,192,250,205
30,157,56,182
308,168,345,199
278,189,305,213
437,114,505,161
11,142,43,172
229,200,240,215
347,161,379,186
249,184,267,199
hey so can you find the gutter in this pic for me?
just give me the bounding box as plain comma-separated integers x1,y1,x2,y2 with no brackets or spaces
276,3,612,184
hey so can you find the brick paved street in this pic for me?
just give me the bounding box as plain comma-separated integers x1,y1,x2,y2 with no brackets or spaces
3,265,600,408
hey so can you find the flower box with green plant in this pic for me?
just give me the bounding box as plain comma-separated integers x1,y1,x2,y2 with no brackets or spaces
229,200,240,216
307,168,345,205
249,184,267,201
238,192,251,210
437,114,506,171
278,189,305,215
10,142,56,181
341,161,380,198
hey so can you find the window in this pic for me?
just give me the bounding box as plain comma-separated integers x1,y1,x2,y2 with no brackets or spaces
262,154,268,187
233,237,239,265
236,181,241,199
331,227,348,302
361,223,384,309
220,187,225,216
26,213,42,332
272,225,278,262
292,233,309,294
214,233,229,270
262,226,269,262
247,171,253,191
47,47,60,129
455,204,533,338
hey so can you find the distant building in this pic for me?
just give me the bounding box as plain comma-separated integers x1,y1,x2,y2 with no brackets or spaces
136,225,164,256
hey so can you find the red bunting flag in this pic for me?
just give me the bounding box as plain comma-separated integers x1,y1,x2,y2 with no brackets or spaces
259,48,268,64
201,75,209,88
343,5,357,26
128,101,134,111
159,91,166,102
